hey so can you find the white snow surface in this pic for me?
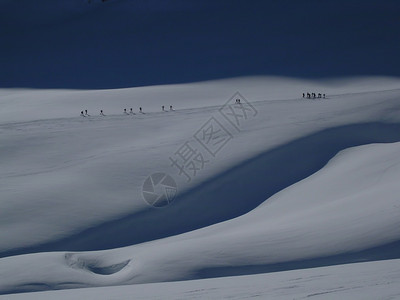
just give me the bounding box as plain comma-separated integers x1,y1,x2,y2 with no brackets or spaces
1,76,400,297
1,259,400,300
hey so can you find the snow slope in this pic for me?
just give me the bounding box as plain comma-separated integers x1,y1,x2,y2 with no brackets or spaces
2,259,400,300
0,77,400,297
1,77,400,256
1,136,400,294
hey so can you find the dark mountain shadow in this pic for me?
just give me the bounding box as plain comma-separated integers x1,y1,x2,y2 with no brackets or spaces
0,0,399,89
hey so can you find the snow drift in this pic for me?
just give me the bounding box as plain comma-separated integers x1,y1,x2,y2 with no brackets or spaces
1,139,400,294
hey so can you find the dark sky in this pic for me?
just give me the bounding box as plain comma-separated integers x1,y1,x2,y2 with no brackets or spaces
1,0,399,89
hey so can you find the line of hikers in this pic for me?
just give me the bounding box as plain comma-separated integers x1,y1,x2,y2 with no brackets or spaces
80,105,174,117
303,93,326,99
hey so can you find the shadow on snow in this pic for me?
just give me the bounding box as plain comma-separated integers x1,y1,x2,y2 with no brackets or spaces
2,122,400,263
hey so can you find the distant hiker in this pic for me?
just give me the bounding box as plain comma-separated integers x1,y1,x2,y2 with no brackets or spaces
85,109,89,116
130,108,134,115
100,110,105,116
318,93,322,98
323,93,326,98
139,107,143,113
124,108,129,115
80,111,85,117
302,93,305,98
170,105,173,111
162,105,165,111
307,93,311,99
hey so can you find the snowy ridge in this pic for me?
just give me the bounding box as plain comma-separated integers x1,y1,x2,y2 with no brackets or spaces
1,77,400,296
